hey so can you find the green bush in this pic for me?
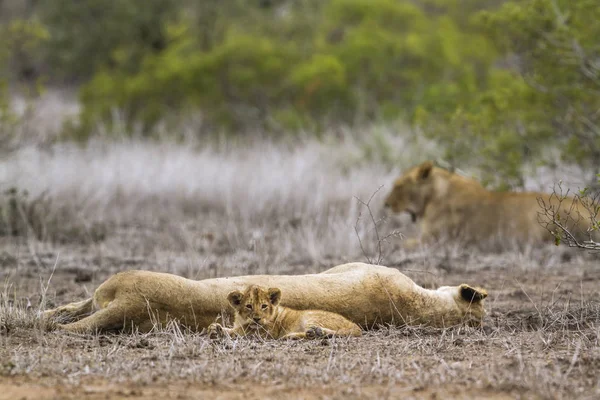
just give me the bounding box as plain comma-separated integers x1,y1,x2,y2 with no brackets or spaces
0,18,49,81
76,0,498,136
0,19,48,149
422,0,600,188
3,0,597,189
78,27,301,136
37,0,180,81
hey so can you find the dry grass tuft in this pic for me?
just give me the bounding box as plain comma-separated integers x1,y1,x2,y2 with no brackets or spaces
2,295,599,399
1,133,599,398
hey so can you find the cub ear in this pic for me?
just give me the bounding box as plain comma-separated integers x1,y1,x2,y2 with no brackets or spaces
267,288,281,306
227,290,244,307
418,161,434,180
459,284,488,303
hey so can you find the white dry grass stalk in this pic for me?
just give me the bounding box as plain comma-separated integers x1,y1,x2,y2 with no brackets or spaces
2,300,599,398
0,131,435,267
1,94,600,399
0,130,594,274
4,89,80,149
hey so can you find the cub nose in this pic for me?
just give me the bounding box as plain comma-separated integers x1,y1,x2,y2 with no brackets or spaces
253,317,261,322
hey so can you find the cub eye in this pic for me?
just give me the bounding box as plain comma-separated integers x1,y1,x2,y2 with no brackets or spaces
261,304,268,310
245,304,253,310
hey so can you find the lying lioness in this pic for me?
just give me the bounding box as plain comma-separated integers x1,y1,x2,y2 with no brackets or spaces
43,262,488,333
208,285,362,340
384,160,598,250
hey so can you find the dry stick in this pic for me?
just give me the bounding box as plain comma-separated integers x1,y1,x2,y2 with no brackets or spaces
560,340,582,392
38,252,59,316
514,279,544,328
538,182,600,251
354,185,384,264
353,186,416,329
354,185,403,265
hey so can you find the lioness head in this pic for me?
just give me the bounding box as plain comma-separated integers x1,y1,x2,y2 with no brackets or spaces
227,285,282,330
384,161,436,222
437,284,488,326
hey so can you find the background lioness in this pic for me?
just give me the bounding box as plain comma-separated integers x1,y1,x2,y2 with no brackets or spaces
384,161,598,250
208,285,362,340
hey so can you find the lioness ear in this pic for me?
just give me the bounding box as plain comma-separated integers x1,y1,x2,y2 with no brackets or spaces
227,290,243,307
267,288,281,305
459,284,488,303
418,161,434,180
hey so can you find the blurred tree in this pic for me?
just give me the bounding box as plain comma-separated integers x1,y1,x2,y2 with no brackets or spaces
77,0,498,136
18,0,595,189
0,17,48,151
1,18,48,82
38,0,180,82
422,0,600,188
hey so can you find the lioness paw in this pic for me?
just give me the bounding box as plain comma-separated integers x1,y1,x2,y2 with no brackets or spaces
305,326,325,339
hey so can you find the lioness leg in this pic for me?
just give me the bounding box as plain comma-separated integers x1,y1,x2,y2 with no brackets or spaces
57,303,132,333
43,298,94,323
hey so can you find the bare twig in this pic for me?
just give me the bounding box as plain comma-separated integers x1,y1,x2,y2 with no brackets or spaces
37,253,59,316
354,185,403,265
537,182,600,251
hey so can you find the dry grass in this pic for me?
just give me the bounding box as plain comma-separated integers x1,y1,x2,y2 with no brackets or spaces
2,286,599,399
0,132,425,269
1,135,600,399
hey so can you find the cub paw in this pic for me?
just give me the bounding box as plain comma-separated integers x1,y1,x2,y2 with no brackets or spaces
305,326,324,339
207,323,224,339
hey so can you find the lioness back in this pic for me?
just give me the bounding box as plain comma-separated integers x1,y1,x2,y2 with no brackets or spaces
384,160,597,250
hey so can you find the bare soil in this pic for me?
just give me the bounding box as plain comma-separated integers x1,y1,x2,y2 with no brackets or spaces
2,237,600,400
1,141,599,399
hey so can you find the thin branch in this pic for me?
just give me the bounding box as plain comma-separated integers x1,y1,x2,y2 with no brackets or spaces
537,182,600,251
354,185,404,265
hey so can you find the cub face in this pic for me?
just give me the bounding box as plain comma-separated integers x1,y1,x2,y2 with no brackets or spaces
384,161,435,222
227,286,282,330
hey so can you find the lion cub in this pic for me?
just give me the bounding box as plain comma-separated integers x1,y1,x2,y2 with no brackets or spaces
208,285,362,340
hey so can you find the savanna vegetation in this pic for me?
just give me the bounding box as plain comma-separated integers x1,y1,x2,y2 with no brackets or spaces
0,0,598,188
2,2,600,399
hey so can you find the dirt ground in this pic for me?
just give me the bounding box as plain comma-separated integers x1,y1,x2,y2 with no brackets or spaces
2,234,600,400
0,377,519,400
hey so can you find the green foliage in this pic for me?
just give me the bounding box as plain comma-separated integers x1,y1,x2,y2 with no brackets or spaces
0,18,48,148
424,0,600,188
2,0,597,188
289,54,351,120
77,26,302,136
0,18,49,80
38,0,180,81
75,0,498,136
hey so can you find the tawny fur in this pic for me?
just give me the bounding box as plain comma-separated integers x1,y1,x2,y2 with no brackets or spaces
43,262,488,334
384,161,598,250
208,285,362,340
